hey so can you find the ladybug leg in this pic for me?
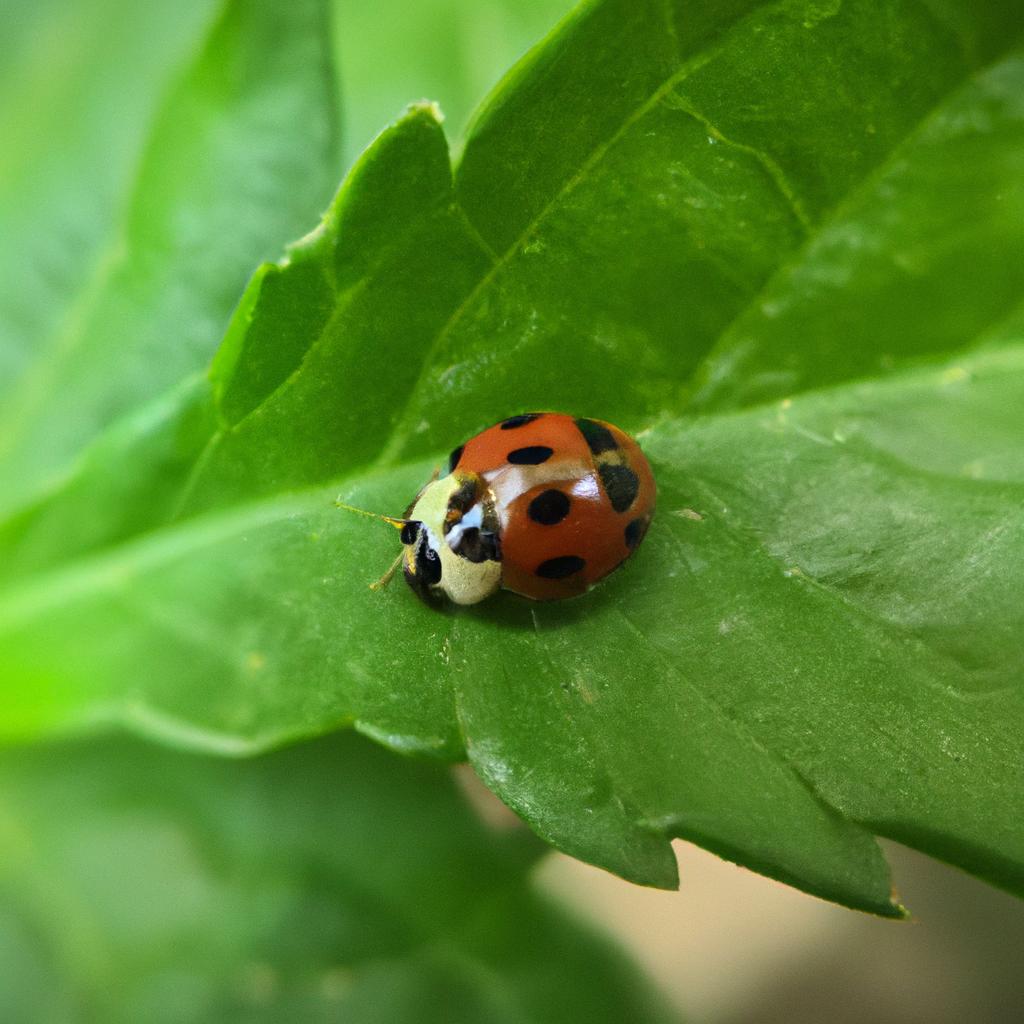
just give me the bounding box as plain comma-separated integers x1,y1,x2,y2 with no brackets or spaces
369,551,403,591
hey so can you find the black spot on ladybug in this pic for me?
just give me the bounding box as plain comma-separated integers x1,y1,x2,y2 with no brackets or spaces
505,446,552,466
447,444,465,474
536,555,586,579
400,521,419,545
415,538,442,585
599,463,640,513
575,418,618,455
450,527,501,563
500,413,543,430
528,489,571,525
507,445,553,465
624,516,648,549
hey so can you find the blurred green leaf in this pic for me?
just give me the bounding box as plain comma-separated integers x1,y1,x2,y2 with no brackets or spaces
0,0,218,390
1,0,1023,915
0,732,675,1023
0,0,341,516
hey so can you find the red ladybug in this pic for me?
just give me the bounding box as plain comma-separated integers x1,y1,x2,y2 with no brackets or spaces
391,413,656,604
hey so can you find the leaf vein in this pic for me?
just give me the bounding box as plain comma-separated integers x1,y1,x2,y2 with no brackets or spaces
686,36,1024,409
375,0,793,464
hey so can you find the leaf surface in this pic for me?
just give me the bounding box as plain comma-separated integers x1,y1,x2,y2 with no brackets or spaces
1,0,1023,913
0,732,674,1023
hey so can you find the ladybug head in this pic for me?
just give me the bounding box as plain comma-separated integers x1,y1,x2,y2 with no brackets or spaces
402,470,502,606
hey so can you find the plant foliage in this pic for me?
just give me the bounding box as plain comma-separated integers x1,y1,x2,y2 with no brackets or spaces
0,733,672,1022
1,0,1023,916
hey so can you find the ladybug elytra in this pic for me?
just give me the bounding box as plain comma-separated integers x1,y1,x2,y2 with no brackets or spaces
382,413,656,605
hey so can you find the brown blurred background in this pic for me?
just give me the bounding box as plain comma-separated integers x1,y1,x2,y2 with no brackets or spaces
539,840,1024,1024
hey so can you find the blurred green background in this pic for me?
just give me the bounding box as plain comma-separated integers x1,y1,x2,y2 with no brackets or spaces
3,1,1024,1022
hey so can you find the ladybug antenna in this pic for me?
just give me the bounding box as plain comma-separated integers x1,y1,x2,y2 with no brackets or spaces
333,499,407,531
334,498,409,593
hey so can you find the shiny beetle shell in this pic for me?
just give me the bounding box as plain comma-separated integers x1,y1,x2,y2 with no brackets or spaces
400,413,656,604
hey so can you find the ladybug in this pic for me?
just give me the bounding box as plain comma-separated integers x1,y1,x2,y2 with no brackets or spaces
378,413,656,605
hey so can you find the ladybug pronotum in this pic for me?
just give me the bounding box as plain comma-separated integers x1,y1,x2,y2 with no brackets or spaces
393,413,655,604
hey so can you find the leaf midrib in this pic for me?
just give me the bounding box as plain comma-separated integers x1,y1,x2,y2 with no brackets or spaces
3,335,1021,638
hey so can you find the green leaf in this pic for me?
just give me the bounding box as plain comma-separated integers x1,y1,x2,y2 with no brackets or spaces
2,0,1023,914
0,0,219,391
0,732,675,1023
331,0,572,168
0,0,341,517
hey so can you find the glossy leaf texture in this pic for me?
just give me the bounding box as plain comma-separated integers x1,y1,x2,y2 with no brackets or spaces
1,0,1023,914
0,0,341,517
0,732,675,1023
